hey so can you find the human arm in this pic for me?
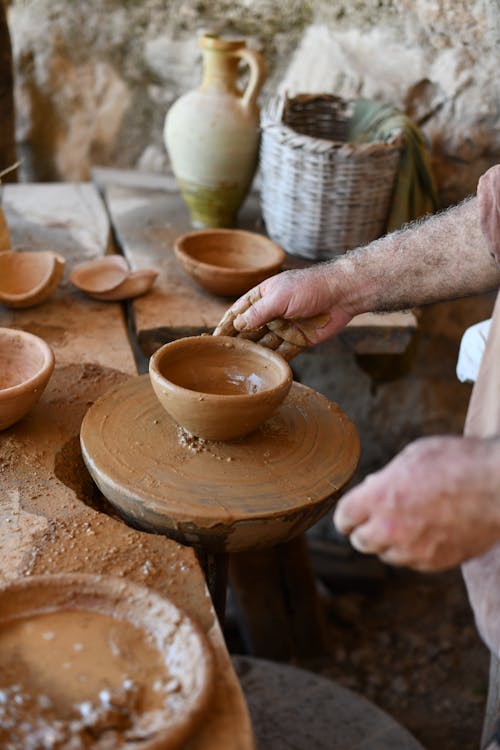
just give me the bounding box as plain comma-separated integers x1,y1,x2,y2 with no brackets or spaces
333,435,500,571
214,196,500,353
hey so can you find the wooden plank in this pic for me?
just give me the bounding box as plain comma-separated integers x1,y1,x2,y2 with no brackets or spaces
97,168,416,357
0,183,255,750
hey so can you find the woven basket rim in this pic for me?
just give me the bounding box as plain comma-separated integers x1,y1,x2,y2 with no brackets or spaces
261,93,403,155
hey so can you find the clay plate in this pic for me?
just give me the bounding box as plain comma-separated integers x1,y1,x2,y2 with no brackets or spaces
0,250,65,308
0,326,55,429
0,573,214,750
149,335,293,440
174,228,286,297
81,375,360,553
70,256,158,301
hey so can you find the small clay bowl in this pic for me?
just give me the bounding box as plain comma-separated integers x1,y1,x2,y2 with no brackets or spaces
0,327,55,429
70,255,158,301
0,250,65,308
174,228,286,297
0,574,214,750
149,335,293,441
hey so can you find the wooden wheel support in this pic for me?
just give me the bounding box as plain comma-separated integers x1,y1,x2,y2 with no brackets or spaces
80,375,360,660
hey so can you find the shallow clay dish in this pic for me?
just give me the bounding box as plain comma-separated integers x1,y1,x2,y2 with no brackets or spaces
0,250,65,308
0,327,55,429
174,228,286,297
70,255,158,301
0,574,214,750
149,335,293,441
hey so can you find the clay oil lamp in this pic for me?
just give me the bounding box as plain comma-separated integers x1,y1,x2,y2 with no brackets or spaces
0,574,214,749
174,228,286,297
0,250,65,308
149,334,293,441
70,255,158,301
0,327,55,429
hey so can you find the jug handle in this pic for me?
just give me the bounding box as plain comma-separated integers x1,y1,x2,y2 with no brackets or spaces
233,47,266,111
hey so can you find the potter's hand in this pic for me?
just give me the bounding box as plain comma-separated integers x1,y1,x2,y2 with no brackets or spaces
334,436,500,572
213,267,354,360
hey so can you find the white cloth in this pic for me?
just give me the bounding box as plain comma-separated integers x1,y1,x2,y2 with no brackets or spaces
456,318,492,383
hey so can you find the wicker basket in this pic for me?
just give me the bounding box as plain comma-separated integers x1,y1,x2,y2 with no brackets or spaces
259,94,402,260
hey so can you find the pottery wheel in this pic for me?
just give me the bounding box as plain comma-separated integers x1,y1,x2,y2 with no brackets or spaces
81,375,360,553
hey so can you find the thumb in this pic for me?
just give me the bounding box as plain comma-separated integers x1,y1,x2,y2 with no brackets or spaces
234,293,283,332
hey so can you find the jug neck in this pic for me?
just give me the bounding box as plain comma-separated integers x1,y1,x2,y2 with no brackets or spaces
199,35,245,94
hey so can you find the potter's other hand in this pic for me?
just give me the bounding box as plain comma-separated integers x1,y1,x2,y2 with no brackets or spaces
213,266,354,359
333,435,500,572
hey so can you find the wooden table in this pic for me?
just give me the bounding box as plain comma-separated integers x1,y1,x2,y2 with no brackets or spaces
0,182,255,750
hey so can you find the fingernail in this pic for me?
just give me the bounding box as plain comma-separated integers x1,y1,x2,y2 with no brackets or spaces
234,314,247,331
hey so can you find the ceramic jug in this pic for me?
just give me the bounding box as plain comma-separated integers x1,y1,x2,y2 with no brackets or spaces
164,34,266,228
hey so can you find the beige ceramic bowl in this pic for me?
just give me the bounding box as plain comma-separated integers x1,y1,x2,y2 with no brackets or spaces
149,335,293,441
174,228,286,297
0,327,55,429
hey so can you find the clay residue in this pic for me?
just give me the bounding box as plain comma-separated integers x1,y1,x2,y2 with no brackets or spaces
0,608,175,749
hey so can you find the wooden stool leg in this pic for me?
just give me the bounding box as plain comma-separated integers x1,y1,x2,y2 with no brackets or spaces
229,534,329,662
195,548,228,626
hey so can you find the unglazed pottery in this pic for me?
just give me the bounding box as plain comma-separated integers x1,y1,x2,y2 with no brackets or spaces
164,34,266,228
0,250,65,308
0,574,214,750
80,375,360,552
70,255,158,301
149,335,292,441
174,228,286,297
0,327,55,429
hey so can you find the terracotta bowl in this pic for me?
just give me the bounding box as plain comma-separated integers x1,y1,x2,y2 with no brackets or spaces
174,228,286,297
0,250,65,308
0,327,55,429
149,335,293,441
0,574,214,750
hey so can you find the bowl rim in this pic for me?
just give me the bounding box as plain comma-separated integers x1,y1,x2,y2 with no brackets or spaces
174,228,286,276
0,250,65,303
0,327,55,400
149,335,292,402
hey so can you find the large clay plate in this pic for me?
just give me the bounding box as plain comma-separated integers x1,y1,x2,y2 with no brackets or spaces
81,375,360,552
0,574,214,750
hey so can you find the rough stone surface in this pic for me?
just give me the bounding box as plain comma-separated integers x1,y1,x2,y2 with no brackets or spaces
232,655,425,749
7,0,500,204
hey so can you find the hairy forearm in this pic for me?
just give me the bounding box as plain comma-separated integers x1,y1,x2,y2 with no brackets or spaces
329,197,500,316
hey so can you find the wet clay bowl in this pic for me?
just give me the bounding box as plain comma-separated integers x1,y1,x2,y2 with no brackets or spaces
0,250,65,308
149,335,293,441
0,573,214,750
70,255,158,301
174,228,286,297
0,327,55,430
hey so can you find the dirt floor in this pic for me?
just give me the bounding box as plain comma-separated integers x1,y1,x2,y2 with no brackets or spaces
314,562,490,750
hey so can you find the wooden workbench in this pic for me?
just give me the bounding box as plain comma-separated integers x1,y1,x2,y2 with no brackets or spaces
0,182,255,750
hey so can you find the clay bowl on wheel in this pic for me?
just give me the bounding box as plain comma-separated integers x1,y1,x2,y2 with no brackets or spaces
0,250,65,308
149,335,293,441
174,228,286,297
0,327,55,429
0,574,214,750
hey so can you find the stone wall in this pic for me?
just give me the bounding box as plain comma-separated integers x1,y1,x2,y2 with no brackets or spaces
7,0,500,205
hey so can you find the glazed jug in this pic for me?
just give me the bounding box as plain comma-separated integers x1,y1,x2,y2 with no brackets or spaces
164,34,266,228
